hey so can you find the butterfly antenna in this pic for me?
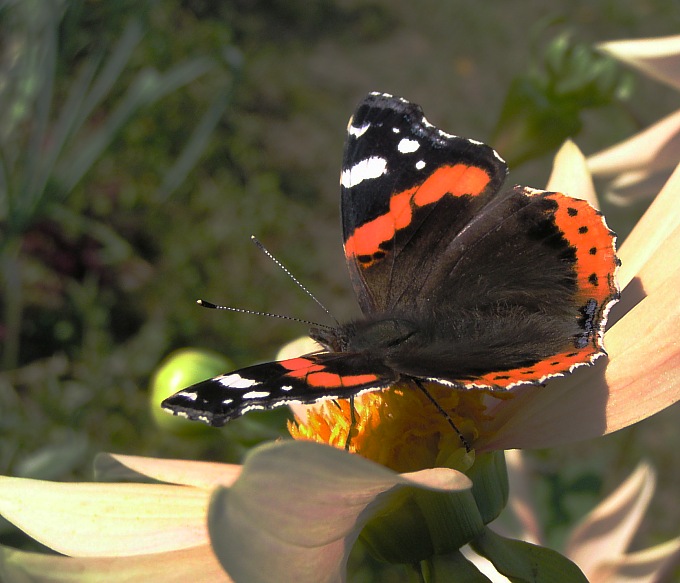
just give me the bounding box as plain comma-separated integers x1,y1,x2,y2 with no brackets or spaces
251,235,340,326
196,300,335,331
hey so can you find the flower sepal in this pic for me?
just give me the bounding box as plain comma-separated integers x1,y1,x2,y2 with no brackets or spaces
359,451,509,565
467,451,508,525
360,486,485,565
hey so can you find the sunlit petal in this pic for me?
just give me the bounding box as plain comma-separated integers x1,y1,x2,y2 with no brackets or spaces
0,477,209,557
547,140,599,208
616,161,680,290
94,453,241,488
598,35,680,91
275,336,322,360
588,109,680,176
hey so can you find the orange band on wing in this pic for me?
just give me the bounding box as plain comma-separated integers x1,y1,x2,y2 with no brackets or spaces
545,193,618,307
413,164,490,205
280,358,322,375
280,358,379,388
307,372,379,388
345,163,491,261
474,347,601,389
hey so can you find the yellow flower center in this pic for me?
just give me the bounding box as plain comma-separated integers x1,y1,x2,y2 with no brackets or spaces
288,383,499,473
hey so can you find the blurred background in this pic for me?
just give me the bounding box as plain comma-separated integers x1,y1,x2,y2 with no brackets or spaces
1,0,678,577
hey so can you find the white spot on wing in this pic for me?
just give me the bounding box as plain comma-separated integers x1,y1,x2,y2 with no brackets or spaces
348,122,371,138
241,404,265,415
166,409,189,419
279,398,304,406
340,156,387,188
398,138,420,153
415,160,426,170
222,398,234,405
218,374,258,389
280,385,294,391
177,391,198,401
243,390,272,399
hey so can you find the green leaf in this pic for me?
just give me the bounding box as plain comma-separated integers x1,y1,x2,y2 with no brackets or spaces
470,527,588,583
157,77,235,200
422,551,493,583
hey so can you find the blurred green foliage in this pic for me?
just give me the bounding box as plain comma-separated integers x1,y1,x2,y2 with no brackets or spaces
0,0,679,577
492,32,633,167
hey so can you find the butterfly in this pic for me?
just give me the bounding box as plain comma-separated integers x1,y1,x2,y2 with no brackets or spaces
161,92,619,430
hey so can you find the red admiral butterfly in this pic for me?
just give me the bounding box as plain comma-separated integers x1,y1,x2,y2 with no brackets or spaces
162,92,619,428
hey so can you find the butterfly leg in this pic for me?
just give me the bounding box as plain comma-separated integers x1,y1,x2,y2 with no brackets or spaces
344,395,357,451
413,379,471,452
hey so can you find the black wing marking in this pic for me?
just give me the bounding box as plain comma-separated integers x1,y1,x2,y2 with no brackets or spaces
161,353,397,426
341,92,507,313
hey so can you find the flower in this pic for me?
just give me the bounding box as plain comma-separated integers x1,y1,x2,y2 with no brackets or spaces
0,443,472,583
288,383,488,473
468,453,680,582
587,34,680,204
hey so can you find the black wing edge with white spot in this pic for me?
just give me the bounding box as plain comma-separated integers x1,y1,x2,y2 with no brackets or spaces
160,355,396,427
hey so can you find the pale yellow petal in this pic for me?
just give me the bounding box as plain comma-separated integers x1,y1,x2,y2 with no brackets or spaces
565,464,655,577
95,454,241,488
598,35,680,90
588,109,680,176
616,161,680,290
275,336,322,360
0,478,209,557
609,220,680,328
0,544,230,583
547,140,599,208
